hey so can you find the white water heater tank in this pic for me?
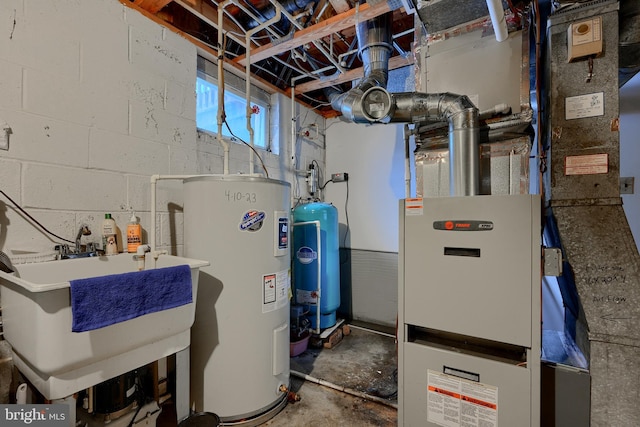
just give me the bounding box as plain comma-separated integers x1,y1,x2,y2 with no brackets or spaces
185,175,291,424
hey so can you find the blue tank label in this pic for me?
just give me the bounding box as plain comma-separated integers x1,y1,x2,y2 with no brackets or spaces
296,246,317,264
239,210,266,232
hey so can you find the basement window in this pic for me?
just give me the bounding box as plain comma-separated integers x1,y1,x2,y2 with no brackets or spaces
196,56,271,151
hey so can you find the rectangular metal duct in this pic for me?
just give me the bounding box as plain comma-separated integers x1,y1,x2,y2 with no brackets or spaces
416,0,495,34
546,1,640,425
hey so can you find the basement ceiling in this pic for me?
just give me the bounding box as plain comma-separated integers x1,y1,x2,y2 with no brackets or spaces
126,0,529,117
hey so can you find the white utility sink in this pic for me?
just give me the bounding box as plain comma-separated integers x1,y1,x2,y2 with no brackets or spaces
0,253,208,400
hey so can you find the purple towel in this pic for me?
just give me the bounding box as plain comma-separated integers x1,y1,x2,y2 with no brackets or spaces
70,264,193,332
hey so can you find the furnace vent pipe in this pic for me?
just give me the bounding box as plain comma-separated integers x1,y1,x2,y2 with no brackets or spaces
389,91,480,197
330,87,480,196
328,10,480,196
328,12,393,121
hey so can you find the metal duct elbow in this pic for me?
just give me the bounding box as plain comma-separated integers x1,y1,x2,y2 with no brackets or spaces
329,11,393,122
327,10,479,195
358,90,480,196
392,92,480,196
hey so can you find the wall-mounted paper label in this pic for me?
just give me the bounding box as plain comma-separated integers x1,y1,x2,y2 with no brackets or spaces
565,153,608,175
565,92,604,120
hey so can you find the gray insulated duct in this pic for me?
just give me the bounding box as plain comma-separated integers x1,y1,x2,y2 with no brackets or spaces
328,11,480,196
620,0,640,86
546,1,640,424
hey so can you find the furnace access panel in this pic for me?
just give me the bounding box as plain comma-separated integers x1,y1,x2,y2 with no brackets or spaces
399,194,541,427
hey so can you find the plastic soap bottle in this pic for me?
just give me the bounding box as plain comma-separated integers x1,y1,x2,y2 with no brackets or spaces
102,213,118,255
127,212,142,253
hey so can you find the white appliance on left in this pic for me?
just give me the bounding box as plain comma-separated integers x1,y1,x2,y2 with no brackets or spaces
0,253,209,426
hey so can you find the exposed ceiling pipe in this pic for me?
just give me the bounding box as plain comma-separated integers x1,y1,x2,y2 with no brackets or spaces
244,0,316,33
266,0,346,74
327,10,480,196
245,4,282,175
486,0,509,42
218,0,233,175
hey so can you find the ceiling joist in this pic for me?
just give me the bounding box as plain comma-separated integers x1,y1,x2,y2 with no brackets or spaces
295,53,414,94
123,0,416,118
233,1,396,67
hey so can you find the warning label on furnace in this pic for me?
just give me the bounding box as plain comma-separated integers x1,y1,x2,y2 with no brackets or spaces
405,198,424,216
427,370,498,427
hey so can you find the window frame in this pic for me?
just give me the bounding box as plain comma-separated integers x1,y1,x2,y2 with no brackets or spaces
195,57,272,152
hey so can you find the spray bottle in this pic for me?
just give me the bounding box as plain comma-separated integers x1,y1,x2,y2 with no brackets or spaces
127,212,142,253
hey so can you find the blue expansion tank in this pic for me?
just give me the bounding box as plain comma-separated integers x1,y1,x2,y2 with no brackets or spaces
292,201,340,330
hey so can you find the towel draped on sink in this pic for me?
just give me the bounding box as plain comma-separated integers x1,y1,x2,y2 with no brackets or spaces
70,264,193,332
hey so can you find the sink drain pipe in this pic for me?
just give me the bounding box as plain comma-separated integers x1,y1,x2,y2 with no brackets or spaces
289,369,398,409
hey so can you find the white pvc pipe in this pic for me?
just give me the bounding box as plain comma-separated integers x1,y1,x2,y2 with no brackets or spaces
150,174,198,252
16,383,27,404
403,124,411,198
291,81,296,174
218,1,232,175
486,0,508,42
244,5,282,175
290,73,310,202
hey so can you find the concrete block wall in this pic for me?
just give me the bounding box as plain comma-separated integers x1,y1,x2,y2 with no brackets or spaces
0,0,324,258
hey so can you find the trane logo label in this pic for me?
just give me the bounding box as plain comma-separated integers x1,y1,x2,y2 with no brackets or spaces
433,220,494,231
296,246,318,264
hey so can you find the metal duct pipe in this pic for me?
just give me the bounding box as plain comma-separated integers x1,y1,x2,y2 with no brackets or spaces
356,11,393,87
330,87,480,196
328,9,480,196
328,12,393,116
389,91,480,196
619,0,640,86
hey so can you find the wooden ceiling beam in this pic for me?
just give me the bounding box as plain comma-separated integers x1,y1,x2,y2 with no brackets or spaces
233,1,397,67
294,54,414,94
133,0,174,15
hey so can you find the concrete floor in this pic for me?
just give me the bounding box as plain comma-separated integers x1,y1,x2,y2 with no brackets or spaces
264,324,398,427
161,323,398,427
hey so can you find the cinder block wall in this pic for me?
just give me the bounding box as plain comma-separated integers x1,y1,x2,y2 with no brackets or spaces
0,0,323,257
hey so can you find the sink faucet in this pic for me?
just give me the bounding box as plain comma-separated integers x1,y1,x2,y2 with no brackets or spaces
76,225,91,252
56,225,97,259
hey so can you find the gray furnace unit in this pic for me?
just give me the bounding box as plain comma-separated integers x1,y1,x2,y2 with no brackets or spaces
398,194,541,426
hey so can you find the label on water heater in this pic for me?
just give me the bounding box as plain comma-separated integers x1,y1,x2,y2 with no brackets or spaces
278,217,288,249
263,270,289,313
239,210,266,231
